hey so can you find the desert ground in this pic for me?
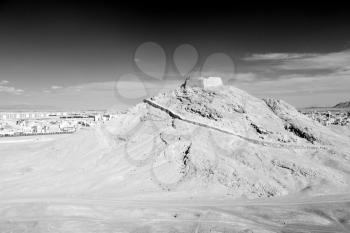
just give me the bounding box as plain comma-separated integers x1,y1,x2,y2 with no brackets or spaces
1,194,350,232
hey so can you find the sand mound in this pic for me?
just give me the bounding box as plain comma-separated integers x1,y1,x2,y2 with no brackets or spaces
1,83,350,200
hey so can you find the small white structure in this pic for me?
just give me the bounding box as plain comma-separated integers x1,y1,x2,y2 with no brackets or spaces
184,76,223,89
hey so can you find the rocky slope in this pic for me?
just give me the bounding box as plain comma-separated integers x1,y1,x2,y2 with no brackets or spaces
128,84,350,198
1,83,350,200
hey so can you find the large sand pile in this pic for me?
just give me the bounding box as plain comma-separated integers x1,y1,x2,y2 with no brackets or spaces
1,82,350,200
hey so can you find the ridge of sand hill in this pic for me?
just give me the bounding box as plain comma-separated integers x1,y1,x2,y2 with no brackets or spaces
334,101,350,108
1,84,350,200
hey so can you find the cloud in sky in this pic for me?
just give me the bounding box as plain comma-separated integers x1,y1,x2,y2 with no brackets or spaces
244,50,350,72
244,53,317,61
0,80,24,95
233,73,257,83
51,85,62,90
237,50,350,107
0,80,9,85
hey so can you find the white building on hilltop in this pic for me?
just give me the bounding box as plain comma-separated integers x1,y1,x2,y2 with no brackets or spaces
183,76,223,89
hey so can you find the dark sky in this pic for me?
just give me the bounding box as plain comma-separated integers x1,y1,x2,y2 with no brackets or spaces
0,1,350,109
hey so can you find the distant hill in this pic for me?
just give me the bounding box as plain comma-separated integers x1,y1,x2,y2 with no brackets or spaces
333,101,350,108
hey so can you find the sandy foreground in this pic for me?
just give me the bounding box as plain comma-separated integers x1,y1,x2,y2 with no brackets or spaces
0,134,70,144
0,195,350,232
0,128,349,232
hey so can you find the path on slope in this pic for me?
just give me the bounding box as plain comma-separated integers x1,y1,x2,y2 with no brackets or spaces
144,99,330,151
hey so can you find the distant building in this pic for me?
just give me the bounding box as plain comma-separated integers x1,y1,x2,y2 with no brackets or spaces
184,76,223,89
0,110,112,137
0,112,66,120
